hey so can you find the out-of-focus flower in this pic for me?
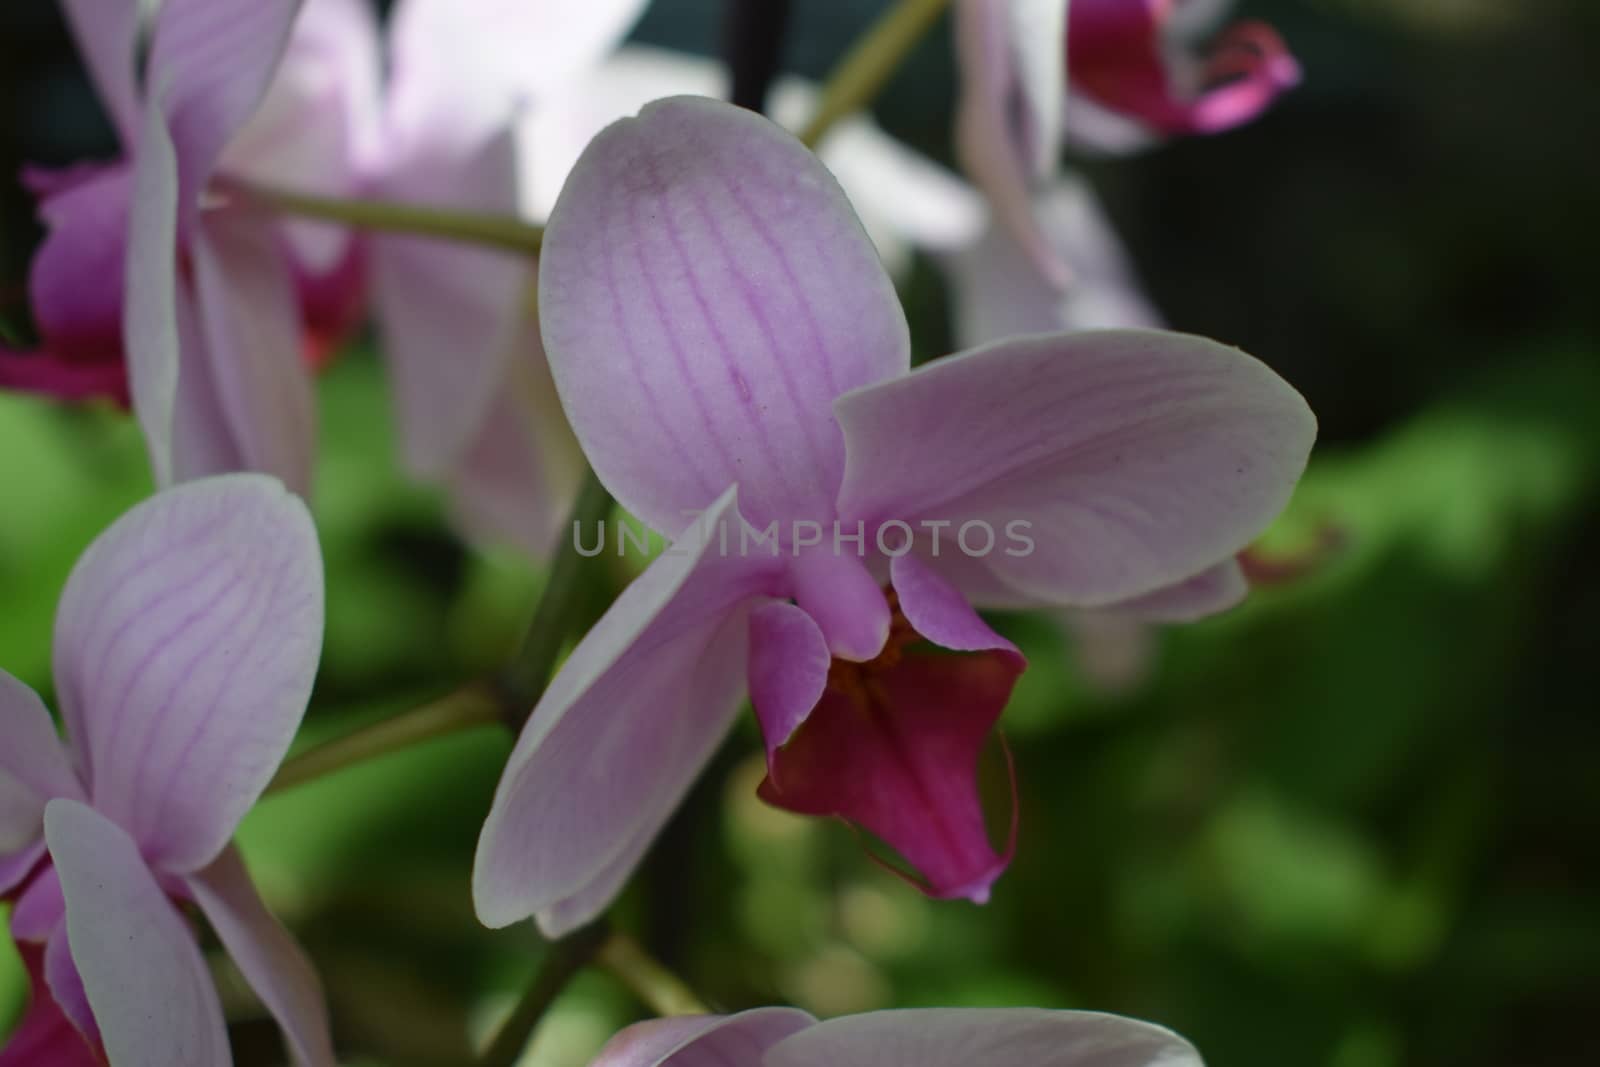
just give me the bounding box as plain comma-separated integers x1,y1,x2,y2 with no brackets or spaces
219,0,646,556
953,0,1298,283
0,0,316,495
472,98,1315,935
590,1006,1200,1067
1066,0,1301,152
0,476,331,1066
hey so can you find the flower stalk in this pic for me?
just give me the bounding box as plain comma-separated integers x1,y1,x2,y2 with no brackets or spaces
264,682,503,796
596,931,711,1017
218,177,546,256
478,921,614,1067
799,0,952,147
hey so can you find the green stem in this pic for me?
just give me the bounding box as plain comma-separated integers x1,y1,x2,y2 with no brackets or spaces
799,0,953,148
264,683,503,796
479,921,613,1067
218,177,545,256
497,471,614,724
596,931,710,1017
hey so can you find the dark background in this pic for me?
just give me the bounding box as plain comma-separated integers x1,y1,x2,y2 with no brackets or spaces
2,2,1597,1065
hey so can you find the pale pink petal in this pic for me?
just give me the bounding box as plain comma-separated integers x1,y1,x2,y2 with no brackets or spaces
834,330,1315,608
1100,558,1247,623
43,800,230,1067
188,846,335,1067
943,175,1163,353
0,671,82,855
474,488,782,934
59,0,142,145
386,0,648,157
191,210,316,497
593,1009,816,1067
51,476,323,872
538,96,908,536
889,553,1021,656
952,0,1070,288
43,925,97,1049
765,1008,1202,1067
221,0,385,273
748,601,831,759
446,338,583,560
169,282,250,483
370,128,528,479
0,841,46,899
144,0,305,219
124,102,183,486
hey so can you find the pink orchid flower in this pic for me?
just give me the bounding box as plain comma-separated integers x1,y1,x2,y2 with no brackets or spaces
590,1006,1200,1067
954,0,1298,285
0,0,319,494
0,476,331,1066
472,97,1315,935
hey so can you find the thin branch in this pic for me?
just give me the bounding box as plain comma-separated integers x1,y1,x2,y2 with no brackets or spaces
265,683,503,796
596,931,710,1017
217,177,545,256
479,922,613,1067
799,0,953,148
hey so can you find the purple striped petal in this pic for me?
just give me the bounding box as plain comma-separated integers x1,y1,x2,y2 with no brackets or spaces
474,488,781,934
187,847,335,1067
370,128,528,479
0,672,82,856
43,800,230,1067
190,211,316,497
538,96,909,536
765,1008,1202,1067
593,1009,816,1067
51,476,323,873
59,0,142,146
145,0,305,222
833,330,1315,609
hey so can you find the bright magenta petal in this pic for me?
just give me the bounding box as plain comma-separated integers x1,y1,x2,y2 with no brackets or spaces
188,847,335,1067
766,1008,1202,1067
44,800,229,1067
27,163,132,366
594,1009,816,1067
538,96,908,536
474,488,782,934
0,942,100,1067
835,330,1315,608
0,671,82,856
759,644,1021,903
51,476,323,872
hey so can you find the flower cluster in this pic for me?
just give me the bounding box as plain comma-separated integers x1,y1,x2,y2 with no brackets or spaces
1,1,1308,1063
